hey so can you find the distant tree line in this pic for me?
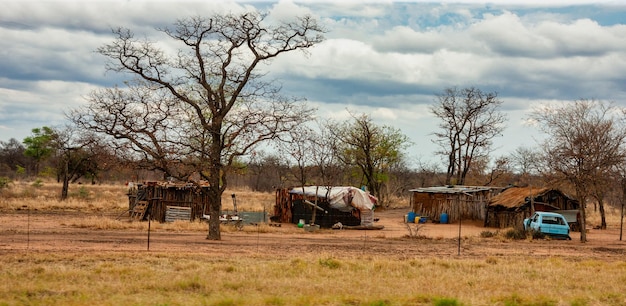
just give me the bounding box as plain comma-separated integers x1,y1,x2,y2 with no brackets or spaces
3,98,626,243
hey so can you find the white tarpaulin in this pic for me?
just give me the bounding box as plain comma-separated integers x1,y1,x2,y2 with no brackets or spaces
289,186,378,226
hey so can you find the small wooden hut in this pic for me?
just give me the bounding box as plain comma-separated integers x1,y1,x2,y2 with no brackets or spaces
410,185,505,223
127,181,210,222
485,186,580,229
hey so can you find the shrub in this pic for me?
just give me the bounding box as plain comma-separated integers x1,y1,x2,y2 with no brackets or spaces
433,297,461,306
504,228,527,240
405,223,425,238
31,179,43,188
318,257,341,269
0,176,11,190
77,186,90,199
480,230,498,238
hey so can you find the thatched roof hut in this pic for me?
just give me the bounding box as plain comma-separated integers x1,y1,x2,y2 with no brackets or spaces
485,186,580,229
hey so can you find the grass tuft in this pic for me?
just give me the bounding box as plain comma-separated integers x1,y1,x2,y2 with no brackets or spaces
318,257,342,269
433,297,462,306
480,230,498,238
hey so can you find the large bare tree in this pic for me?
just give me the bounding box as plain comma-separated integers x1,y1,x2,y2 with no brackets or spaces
531,100,626,242
431,87,506,185
69,12,324,240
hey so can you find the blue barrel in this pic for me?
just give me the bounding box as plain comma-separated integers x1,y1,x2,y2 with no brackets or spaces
440,213,448,224
407,211,416,223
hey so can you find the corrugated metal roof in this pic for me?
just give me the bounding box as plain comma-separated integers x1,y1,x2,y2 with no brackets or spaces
409,185,495,194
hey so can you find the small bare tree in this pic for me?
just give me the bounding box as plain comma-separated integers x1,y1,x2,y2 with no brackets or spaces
510,146,543,186
431,87,507,185
69,12,324,240
531,99,626,242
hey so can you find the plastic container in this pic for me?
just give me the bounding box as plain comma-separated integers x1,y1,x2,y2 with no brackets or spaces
297,219,305,228
407,211,416,223
440,213,448,224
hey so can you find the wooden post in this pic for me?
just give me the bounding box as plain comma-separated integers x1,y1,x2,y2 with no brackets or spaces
311,186,319,225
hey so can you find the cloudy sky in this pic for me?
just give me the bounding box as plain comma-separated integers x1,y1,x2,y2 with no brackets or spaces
1,0,625,167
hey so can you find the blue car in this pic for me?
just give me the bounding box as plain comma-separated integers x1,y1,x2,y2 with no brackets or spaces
523,211,571,240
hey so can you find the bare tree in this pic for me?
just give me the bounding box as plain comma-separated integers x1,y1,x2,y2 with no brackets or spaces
54,127,93,200
69,12,324,240
0,138,29,178
245,151,288,192
278,124,317,188
431,87,507,185
330,113,410,206
414,157,446,187
531,99,626,242
468,155,513,186
510,146,543,186
310,121,343,187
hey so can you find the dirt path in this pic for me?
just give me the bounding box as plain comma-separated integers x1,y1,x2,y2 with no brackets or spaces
2,208,626,260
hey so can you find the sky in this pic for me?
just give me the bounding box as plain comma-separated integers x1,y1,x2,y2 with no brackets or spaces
0,0,625,168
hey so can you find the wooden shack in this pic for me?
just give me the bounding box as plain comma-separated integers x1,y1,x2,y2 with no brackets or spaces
273,186,376,228
486,186,580,230
410,185,505,223
127,181,210,222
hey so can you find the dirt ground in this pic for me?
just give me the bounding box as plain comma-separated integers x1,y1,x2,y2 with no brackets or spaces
2,208,626,260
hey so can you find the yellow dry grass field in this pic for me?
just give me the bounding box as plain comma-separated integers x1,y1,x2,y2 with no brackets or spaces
3,251,626,306
2,181,626,305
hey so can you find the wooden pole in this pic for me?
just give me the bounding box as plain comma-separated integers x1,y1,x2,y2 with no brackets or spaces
311,186,319,225
147,214,151,251
619,178,626,241
457,196,461,256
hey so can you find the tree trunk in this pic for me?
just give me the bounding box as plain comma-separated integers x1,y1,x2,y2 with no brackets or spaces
206,185,222,240
206,123,224,241
577,187,587,242
61,157,69,200
598,198,607,229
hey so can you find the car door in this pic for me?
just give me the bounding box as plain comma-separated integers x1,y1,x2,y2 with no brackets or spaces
529,213,540,231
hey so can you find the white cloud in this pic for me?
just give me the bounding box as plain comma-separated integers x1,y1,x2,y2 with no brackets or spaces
0,80,102,140
268,0,315,21
1,0,625,165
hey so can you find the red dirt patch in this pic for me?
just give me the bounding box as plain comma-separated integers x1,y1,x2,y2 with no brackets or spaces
2,208,626,260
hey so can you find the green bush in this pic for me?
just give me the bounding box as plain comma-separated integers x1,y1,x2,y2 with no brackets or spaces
0,176,11,189
433,297,462,306
31,179,43,188
77,186,89,199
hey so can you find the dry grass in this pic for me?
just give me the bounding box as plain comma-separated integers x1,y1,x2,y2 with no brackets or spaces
0,181,128,212
62,216,301,234
1,251,626,305
0,180,275,213
586,205,624,229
